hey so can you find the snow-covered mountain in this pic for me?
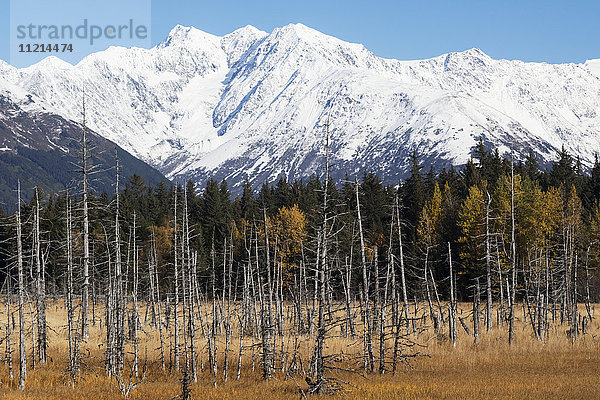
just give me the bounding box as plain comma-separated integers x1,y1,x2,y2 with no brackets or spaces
2,23,600,191
0,93,167,210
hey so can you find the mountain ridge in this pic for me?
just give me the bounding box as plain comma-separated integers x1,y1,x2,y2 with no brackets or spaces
1,23,600,192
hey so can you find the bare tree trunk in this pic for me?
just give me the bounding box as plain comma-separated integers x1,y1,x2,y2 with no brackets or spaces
34,187,47,364
380,246,393,374
343,254,355,338
187,250,197,383
448,242,457,346
584,244,593,321
473,279,480,344
114,152,125,375
151,228,166,370
262,210,275,380
237,315,244,380
29,300,35,371
173,189,180,372
5,274,13,379
148,249,157,330
572,252,578,340
132,213,139,377
424,248,437,332
356,179,374,372
496,237,505,327
509,157,517,345
182,188,197,382
310,117,331,393
224,237,234,382
394,195,411,332
429,263,444,326
373,246,380,335
81,93,90,340
485,191,493,332
17,181,26,390
391,289,402,374
66,194,78,382
104,227,115,375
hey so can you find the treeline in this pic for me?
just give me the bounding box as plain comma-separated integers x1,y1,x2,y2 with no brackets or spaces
2,140,600,303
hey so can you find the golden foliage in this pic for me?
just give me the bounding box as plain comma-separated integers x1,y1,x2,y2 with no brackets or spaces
457,184,486,274
417,183,443,246
270,204,307,266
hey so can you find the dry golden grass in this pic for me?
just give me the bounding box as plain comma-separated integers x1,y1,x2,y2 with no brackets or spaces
0,302,599,399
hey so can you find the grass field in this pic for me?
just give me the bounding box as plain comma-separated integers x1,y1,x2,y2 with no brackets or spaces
0,302,598,399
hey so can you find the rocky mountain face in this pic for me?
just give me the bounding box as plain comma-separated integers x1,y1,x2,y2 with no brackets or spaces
2,23,600,193
0,94,166,210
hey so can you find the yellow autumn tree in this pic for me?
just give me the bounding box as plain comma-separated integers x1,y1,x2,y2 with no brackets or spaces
517,178,541,249
494,173,522,241
491,173,523,271
271,204,307,276
537,186,562,248
509,178,561,280
589,200,600,242
151,223,174,271
588,200,600,266
418,182,443,247
458,184,486,277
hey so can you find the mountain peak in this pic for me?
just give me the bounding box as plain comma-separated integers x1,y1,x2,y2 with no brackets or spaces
463,47,488,57
228,24,265,37
443,47,491,61
221,25,268,66
26,56,73,71
274,23,333,42
440,47,493,73
0,59,15,72
159,24,220,48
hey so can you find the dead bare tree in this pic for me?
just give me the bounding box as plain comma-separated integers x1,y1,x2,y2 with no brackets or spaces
261,209,275,380
173,188,180,372
509,156,517,345
34,187,47,364
356,178,374,372
394,195,411,333
485,191,493,332
66,194,78,382
16,181,26,390
448,242,457,346
5,273,13,379
81,92,91,340
132,212,140,377
115,151,125,376
310,118,330,392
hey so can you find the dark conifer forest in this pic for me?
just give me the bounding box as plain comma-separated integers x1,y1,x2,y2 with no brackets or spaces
3,141,599,302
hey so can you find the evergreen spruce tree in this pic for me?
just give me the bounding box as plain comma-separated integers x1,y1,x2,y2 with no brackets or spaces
589,154,600,204
360,172,387,241
240,180,258,220
523,149,540,183
549,146,575,188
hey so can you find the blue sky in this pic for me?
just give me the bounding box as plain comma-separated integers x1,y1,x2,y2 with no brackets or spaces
1,0,599,66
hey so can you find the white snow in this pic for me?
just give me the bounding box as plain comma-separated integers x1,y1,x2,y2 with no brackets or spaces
0,23,600,189
584,59,600,78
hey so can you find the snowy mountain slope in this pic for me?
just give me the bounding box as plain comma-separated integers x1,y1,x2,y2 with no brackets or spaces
1,23,600,191
0,94,167,210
